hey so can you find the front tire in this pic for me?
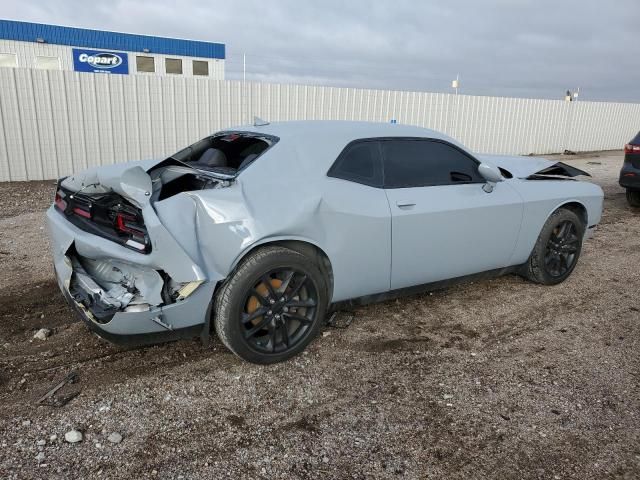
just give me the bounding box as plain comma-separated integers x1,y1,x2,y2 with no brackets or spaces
214,246,328,364
626,189,640,207
523,208,585,285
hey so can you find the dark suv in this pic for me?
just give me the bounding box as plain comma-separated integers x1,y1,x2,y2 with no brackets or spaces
620,131,640,207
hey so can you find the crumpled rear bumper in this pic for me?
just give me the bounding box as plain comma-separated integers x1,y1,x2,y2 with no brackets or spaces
59,280,212,346
46,205,217,345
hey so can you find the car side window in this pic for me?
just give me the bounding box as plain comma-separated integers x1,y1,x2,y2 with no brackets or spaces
381,139,484,188
328,141,383,187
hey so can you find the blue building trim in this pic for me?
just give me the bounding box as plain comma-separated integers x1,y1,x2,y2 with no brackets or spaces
0,19,225,59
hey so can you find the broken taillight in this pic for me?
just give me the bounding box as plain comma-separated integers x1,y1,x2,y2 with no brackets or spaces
73,207,91,219
54,191,67,211
56,188,92,219
55,182,151,253
113,211,150,251
115,212,145,235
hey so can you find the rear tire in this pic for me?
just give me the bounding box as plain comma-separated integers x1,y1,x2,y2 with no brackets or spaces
523,208,585,285
214,246,328,364
626,189,640,207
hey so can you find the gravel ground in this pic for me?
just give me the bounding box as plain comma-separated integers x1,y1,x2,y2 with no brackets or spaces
0,152,638,480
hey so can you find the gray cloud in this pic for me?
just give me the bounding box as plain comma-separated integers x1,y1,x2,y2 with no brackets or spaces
4,0,639,101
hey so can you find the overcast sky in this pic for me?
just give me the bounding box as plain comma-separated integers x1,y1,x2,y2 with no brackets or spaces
4,0,640,102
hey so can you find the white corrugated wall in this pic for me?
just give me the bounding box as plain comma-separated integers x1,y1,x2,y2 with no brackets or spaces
1,67,640,181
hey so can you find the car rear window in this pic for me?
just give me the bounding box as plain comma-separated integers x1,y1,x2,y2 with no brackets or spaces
170,132,279,175
630,131,640,145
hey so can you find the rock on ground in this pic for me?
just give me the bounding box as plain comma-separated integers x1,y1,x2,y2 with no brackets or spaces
107,432,123,444
33,328,51,341
64,430,82,444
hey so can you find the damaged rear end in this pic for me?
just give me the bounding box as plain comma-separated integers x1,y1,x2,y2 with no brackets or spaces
46,130,277,345
46,164,219,345
68,252,184,323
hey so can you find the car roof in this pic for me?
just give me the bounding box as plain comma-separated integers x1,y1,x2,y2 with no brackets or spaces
222,121,469,175
226,120,459,145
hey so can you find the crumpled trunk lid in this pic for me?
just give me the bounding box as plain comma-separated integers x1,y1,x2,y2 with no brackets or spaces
60,158,162,208
54,158,209,283
477,154,590,179
56,159,166,254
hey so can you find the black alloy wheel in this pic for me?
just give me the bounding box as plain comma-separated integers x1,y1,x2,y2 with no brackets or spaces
214,246,328,364
523,207,585,285
544,220,580,278
241,269,319,354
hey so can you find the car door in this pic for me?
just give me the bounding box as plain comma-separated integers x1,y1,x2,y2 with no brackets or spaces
381,138,523,290
321,140,392,302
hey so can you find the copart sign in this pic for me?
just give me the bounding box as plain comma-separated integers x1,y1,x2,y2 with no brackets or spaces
73,49,129,74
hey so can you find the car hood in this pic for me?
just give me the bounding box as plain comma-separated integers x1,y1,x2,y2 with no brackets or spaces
477,154,590,179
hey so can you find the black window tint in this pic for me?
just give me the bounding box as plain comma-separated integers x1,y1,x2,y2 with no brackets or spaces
382,140,483,188
328,142,382,187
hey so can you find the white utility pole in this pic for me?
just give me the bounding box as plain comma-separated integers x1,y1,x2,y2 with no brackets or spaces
242,53,247,123
451,74,460,95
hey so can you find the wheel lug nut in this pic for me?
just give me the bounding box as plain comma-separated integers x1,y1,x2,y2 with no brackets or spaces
267,310,272,315
269,299,275,304
275,314,280,320
283,307,289,312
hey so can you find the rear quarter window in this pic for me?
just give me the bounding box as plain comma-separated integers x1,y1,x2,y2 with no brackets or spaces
171,132,279,174
327,141,383,187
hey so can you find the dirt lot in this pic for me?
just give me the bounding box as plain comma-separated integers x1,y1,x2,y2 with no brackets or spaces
0,151,639,479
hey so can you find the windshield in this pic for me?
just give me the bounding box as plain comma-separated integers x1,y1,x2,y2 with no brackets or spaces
171,131,279,176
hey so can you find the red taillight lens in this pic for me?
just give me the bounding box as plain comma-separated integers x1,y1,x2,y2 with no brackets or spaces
115,213,132,232
73,207,91,218
624,143,640,154
114,212,149,251
115,213,145,235
54,192,67,211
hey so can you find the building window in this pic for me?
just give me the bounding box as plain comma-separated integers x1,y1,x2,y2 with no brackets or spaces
35,56,60,70
136,56,155,73
0,53,18,68
193,60,209,76
165,58,182,74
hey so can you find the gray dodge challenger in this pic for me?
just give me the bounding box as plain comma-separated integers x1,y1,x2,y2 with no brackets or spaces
47,121,604,363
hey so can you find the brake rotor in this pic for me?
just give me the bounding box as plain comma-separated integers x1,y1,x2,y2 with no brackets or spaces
246,278,282,326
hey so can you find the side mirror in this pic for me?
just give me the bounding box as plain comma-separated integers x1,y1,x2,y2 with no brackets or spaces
478,162,504,193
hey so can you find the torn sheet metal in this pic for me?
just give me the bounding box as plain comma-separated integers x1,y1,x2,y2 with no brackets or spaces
79,257,164,307
477,154,590,179
527,161,590,178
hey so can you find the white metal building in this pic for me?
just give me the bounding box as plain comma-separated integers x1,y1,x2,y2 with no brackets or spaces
0,19,225,78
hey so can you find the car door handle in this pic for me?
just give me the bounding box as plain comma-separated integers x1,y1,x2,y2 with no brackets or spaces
396,201,416,208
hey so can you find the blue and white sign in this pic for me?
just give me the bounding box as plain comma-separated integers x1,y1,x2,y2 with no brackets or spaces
73,49,129,74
